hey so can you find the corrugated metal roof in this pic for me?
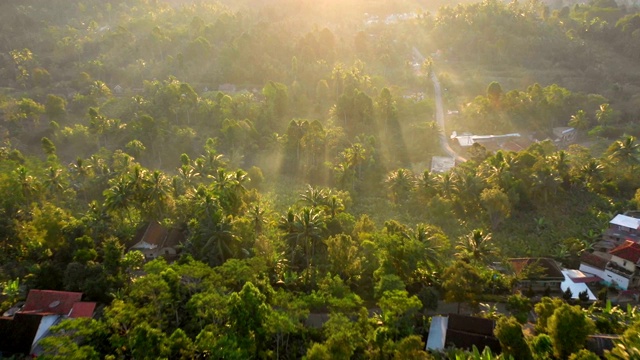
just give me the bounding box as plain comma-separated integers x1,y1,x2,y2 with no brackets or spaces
610,214,640,230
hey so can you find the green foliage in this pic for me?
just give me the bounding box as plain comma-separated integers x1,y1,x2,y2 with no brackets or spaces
506,294,532,324
534,297,566,334
548,304,596,359
442,260,483,313
494,316,532,360
4,2,640,359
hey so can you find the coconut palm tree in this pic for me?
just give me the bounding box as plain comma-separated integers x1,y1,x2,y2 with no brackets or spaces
568,109,589,139
385,168,416,204
455,229,499,264
299,184,329,209
607,135,640,171
143,170,172,220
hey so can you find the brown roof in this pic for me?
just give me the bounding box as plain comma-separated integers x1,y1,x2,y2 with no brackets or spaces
165,228,186,248
130,222,185,250
509,258,564,280
140,222,169,246
581,252,609,270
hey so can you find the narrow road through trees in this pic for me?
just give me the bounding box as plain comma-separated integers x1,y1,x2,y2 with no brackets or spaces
413,47,466,163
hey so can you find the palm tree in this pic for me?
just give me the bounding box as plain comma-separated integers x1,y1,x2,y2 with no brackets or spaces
143,170,172,220
404,224,442,272
452,168,484,210
249,203,267,236
344,143,366,182
549,151,570,186
327,195,344,219
607,135,640,171
177,164,200,193
530,166,561,204
69,157,93,202
43,166,66,200
568,109,589,139
455,229,499,264
595,103,612,126
385,168,416,204
194,215,237,267
333,161,355,191
579,158,604,189
279,207,325,287
14,166,38,205
299,184,329,208
435,172,456,200
417,170,438,199
103,176,135,224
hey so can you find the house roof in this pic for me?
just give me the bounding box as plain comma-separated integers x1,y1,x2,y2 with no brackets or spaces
426,314,500,353
129,222,185,250
564,268,601,283
445,314,500,353
69,302,96,318
581,252,611,270
139,221,169,246
610,214,640,230
0,313,43,355
22,290,82,316
508,258,564,280
610,240,640,263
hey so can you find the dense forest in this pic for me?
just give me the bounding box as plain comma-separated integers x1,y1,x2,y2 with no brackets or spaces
2,0,640,358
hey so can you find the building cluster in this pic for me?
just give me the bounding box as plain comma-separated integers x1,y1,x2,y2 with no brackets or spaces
579,212,640,293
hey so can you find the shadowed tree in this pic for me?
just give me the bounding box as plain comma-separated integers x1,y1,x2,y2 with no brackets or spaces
455,229,499,264
548,303,595,359
442,260,483,314
480,187,511,230
385,168,416,204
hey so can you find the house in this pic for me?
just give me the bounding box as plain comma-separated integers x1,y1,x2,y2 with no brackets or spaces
0,290,96,357
426,314,500,353
603,213,640,247
579,252,610,280
579,240,640,290
129,221,185,261
508,258,565,293
604,240,640,290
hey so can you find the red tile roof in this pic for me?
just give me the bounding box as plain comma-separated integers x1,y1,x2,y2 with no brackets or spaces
610,240,640,263
69,302,96,318
22,290,82,316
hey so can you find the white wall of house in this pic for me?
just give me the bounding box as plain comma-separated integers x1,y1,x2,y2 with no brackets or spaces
579,264,606,279
603,270,631,290
610,255,636,273
32,315,60,347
